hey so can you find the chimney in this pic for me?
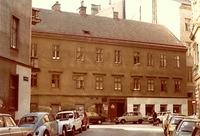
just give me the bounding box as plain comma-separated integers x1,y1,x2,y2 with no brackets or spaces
91,4,101,15
52,1,61,11
79,0,87,15
113,11,119,19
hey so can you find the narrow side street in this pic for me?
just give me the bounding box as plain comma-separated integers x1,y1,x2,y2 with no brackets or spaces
77,124,164,136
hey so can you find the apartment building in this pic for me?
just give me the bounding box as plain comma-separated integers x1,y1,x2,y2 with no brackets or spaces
190,0,200,117
94,0,194,115
31,3,188,120
0,0,32,120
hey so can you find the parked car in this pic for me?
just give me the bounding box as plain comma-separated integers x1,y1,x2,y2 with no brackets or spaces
56,110,82,136
115,111,143,124
79,112,89,130
165,115,185,136
148,111,171,123
0,113,32,136
173,118,200,136
192,126,200,136
86,112,106,124
18,112,59,136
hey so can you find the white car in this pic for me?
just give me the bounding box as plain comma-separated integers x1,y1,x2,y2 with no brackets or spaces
56,110,82,136
0,113,32,136
18,112,61,136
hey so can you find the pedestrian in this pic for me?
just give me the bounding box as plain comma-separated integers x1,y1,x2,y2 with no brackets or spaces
152,110,157,125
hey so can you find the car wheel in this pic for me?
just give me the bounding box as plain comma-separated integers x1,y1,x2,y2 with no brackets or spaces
71,127,75,136
120,119,126,124
97,120,102,124
138,119,143,124
43,130,49,136
79,127,82,133
62,126,67,136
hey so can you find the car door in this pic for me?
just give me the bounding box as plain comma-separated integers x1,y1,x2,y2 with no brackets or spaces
4,116,22,136
48,114,58,136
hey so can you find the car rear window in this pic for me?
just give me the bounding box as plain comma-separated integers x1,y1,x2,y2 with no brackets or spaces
19,116,38,125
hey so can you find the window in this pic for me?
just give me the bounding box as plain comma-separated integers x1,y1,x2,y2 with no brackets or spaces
175,56,180,68
132,77,141,91
114,76,122,91
95,76,103,90
188,67,193,82
161,79,167,92
30,103,38,112
31,73,37,87
76,47,84,61
133,104,140,112
11,16,19,49
51,74,60,88
147,79,154,91
195,43,199,65
96,48,103,62
185,18,191,31
174,79,181,92
133,52,140,64
160,54,166,68
147,53,153,66
160,104,167,112
114,50,121,64
185,42,192,56
173,104,181,114
74,75,85,89
31,43,38,67
52,45,60,60
8,74,18,110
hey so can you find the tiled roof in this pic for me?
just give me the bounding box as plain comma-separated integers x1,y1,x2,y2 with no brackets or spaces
32,9,182,46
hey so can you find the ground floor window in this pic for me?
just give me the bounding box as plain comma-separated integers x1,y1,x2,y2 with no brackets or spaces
173,104,181,114
160,104,167,112
133,104,140,112
145,104,154,116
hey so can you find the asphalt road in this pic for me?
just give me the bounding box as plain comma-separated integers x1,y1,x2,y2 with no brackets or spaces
77,124,165,136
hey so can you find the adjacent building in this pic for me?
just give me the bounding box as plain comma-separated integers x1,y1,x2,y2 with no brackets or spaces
190,0,200,117
0,0,32,120
31,3,188,121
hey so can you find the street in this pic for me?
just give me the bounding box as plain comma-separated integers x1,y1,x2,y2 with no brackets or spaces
77,124,164,136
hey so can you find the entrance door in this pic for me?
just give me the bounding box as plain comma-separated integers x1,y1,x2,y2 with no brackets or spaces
145,104,155,116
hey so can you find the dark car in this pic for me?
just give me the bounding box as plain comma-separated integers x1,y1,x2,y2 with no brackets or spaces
79,112,89,130
0,113,32,136
192,126,200,136
86,112,106,124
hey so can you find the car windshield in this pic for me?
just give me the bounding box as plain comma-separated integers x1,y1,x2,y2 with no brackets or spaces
19,116,38,125
179,121,197,132
56,113,73,119
170,117,183,125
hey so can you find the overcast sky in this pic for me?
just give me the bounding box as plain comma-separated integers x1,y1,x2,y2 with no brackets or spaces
32,0,118,13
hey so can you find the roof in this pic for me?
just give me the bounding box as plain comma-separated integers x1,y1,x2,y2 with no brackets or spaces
32,9,182,47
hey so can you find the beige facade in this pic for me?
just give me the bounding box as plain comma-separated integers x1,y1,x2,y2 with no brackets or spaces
31,6,188,120
96,0,194,115
190,0,200,117
0,0,32,119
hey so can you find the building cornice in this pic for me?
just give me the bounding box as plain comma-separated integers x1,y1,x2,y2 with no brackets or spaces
32,31,187,52
31,93,188,99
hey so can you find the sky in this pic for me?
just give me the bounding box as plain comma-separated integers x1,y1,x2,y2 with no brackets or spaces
32,0,115,14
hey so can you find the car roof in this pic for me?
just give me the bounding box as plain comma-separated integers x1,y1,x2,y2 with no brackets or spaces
181,118,200,122
22,112,49,117
0,113,11,116
57,111,74,114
